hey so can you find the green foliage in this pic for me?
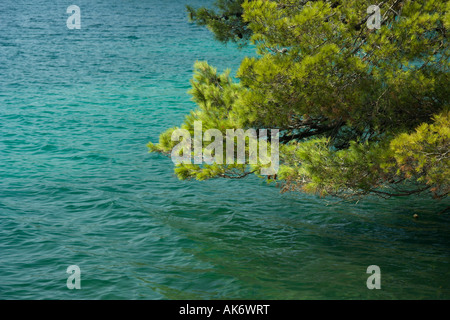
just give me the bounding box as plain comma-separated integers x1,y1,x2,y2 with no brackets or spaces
278,111,450,199
186,0,252,45
147,61,242,153
150,0,449,200
388,110,449,197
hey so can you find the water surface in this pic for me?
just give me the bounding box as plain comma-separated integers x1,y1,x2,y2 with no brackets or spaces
0,0,449,299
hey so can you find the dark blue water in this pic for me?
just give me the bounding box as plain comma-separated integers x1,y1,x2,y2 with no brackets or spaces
0,0,449,299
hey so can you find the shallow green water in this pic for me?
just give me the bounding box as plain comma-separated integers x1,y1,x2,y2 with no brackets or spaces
0,0,449,300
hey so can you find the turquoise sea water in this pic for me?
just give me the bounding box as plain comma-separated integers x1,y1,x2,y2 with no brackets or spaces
0,0,449,300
